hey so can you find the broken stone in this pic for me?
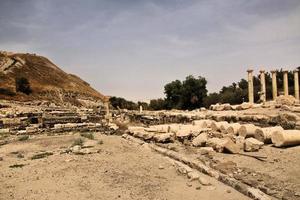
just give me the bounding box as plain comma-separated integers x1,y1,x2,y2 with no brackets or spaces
238,124,260,138
271,130,300,147
223,138,240,154
235,136,245,151
206,186,216,191
174,161,193,174
70,145,82,154
186,182,193,187
198,177,211,186
153,132,174,143
133,130,154,140
187,171,201,181
206,138,228,152
244,138,264,152
192,133,208,147
158,165,164,170
197,147,215,155
82,140,98,148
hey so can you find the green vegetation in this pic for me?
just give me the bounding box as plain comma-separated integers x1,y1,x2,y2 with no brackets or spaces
72,138,84,146
0,88,16,96
15,77,32,95
18,135,29,141
80,132,94,140
110,68,300,110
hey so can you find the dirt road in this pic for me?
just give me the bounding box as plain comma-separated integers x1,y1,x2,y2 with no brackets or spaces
0,133,250,200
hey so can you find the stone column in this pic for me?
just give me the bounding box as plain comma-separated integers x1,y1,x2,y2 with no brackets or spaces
271,70,277,100
259,70,266,102
283,70,289,96
139,105,143,113
247,69,254,104
105,102,109,115
294,70,299,101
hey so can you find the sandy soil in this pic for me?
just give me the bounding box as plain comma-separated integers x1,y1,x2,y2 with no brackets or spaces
0,133,250,200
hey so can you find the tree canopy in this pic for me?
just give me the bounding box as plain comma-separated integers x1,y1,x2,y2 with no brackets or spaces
109,68,300,111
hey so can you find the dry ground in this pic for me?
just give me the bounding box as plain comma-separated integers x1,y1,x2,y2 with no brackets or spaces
0,133,250,200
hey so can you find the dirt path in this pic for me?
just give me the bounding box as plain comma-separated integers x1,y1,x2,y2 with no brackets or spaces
0,133,250,200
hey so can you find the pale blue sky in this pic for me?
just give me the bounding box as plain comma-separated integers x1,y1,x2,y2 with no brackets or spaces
1,0,300,101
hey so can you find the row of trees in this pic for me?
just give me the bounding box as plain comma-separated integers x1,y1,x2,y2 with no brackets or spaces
110,75,208,110
110,68,300,111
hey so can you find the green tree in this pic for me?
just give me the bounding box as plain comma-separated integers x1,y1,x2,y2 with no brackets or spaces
149,98,166,110
109,96,138,110
164,75,207,110
181,75,207,110
164,80,183,109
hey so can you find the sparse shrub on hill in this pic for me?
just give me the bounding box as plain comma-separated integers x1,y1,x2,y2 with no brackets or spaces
0,88,16,96
15,77,32,95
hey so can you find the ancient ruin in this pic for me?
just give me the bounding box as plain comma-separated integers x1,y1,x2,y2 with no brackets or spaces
1,1,300,199
247,69,300,104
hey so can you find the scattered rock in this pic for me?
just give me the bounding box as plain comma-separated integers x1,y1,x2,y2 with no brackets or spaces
223,138,240,154
244,138,264,152
206,186,216,191
82,140,98,148
198,177,211,186
158,165,164,170
198,147,215,155
206,138,228,152
192,133,208,147
153,132,174,143
196,186,201,190
70,145,82,154
174,161,193,174
186,182,193,187
187,171,201,181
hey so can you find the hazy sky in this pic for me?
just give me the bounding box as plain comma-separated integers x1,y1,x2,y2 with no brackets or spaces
1,0,300,101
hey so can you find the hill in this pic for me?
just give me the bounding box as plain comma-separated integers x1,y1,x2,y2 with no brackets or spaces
0,51,106,106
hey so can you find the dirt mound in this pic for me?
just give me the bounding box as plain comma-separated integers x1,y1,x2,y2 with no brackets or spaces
275,95,296,106
0,51,106,106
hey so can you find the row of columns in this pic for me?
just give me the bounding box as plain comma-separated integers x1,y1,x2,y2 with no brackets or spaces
247,69,299,104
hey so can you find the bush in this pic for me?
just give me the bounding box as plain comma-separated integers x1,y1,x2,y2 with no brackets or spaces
15,77,32,95
72,138,84,146
18,135,29,141
80,132,94,140
0,88,16,96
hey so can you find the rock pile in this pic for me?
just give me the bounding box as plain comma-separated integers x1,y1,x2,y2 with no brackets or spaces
127,119,300,154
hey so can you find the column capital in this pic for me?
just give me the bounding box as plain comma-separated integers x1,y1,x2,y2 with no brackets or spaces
293,69,299,73
283,70,289,73
259,70,265,73
270,70,277,74
247,69,253,73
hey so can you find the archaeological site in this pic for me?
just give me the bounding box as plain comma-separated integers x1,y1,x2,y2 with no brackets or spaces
1,1,300,200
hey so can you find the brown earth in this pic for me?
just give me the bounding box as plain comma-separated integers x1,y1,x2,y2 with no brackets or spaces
0,133,250,200
0,51,106,105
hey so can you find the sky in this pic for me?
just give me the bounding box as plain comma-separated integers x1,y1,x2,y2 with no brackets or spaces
0,0,300,102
